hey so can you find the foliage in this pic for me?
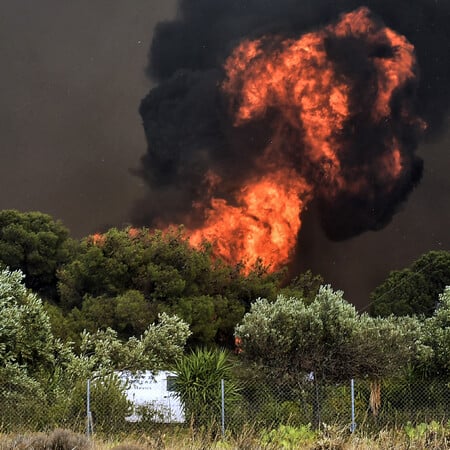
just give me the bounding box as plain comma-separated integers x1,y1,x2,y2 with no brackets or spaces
173,348,240,428
0,268,56,373
0,267,191,431
57,226,279,346
58,226,209,308
64,290,157,344
0,266,189,379
0,364,48,430
419,286,450,378
0,268,76,429
65,374,132,432
403,420,450,448
370,250,450,317
260,424,317,449
235,286,422,385
0,210,73,300
278,270,324,304
115,290,156,336
348,375,450,429
68,312,191,378
43,302,75,342
162,294,245,347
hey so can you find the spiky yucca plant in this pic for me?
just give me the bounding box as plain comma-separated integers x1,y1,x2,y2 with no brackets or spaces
173,348,240,428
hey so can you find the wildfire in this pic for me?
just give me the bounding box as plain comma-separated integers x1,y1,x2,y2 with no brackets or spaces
178,7,421,272
188,171,312,271
90,233,106,246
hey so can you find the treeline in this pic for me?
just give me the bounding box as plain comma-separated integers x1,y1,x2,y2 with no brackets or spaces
0,210,323,347
0,209,449,349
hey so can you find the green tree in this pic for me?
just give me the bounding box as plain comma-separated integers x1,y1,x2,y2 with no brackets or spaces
115,290,156,337
162,294,245,347
57,226,215,309
235,286,421,386
57,228,142,309
67,295,117,337
0,267,192,428
370,250,450,317
419,286,450,378
279,270,324,304
68,313,191,378
0,267,69,428
0,210,73,299
43,302,74,342
0,268,56,373
58,226,279,346
60,290,157,345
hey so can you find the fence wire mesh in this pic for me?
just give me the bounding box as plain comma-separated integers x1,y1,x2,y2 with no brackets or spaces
223,376,450,433
1,373,449,436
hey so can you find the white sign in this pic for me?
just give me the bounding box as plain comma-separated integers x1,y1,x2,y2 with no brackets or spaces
119,371,185,423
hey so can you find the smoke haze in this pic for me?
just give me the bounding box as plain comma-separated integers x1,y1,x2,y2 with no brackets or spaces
0,0,176,235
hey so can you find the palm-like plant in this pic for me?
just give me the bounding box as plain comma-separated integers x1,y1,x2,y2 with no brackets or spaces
173,348,240,428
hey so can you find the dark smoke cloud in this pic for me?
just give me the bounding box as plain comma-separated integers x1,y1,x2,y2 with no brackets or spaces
135,0,450,241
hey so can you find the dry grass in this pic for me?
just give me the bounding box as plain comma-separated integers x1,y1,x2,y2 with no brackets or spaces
1,425,449,450
0,429,90,450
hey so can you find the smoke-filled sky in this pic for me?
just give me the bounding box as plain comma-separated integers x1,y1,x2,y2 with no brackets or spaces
0,0,176,233
1,0,449,307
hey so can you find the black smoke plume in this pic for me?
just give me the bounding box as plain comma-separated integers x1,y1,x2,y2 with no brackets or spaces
135,0,450,241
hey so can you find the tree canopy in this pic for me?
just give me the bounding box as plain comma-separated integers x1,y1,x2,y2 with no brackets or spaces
57,226,281,346
419,286,450,378
370,250,450,317
0,268,56,375
235,286,422,386
0,210,73,299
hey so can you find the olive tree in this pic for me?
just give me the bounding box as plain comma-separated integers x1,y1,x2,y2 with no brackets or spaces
0,268,56,374
420,286,450,378
235,286,425,422
235,285,422,386
0,267,65,427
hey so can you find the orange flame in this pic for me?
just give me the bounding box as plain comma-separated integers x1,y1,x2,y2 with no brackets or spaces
181,8,419,271
127,227,140,239
90,232,106,246
189,171,312,271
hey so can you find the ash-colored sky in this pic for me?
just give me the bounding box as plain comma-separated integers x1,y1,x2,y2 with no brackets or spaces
0,0,448,306
0,0,176,236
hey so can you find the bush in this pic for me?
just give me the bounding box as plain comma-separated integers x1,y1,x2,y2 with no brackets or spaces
59,374,132,433
173,348,240,429
261,424,317,449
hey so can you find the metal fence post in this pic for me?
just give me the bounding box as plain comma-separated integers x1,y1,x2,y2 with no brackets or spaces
221,379,225,438
86,379,94,437
350,378,356,433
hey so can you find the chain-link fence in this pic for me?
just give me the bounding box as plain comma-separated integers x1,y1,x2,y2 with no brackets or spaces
223,376,450,433
1,372,449,436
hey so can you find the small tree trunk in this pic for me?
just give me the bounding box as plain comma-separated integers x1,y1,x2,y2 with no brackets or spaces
369,379,381,417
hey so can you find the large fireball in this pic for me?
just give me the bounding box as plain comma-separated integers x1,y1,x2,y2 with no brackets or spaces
182,7,423,271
